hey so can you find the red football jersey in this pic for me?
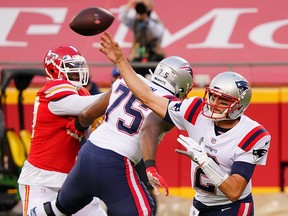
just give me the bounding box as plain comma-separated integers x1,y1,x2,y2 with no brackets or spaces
27,79,88,173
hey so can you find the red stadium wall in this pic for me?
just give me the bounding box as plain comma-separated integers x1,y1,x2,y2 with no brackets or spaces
281,89,288,161
280,89,288,191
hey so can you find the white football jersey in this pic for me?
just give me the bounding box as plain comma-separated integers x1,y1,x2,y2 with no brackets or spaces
89,75,176,164
167,96,271,206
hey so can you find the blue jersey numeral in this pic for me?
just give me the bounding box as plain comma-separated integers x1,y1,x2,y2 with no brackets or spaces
105,84,147,135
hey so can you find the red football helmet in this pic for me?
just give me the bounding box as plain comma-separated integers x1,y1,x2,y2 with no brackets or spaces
43,45,89,88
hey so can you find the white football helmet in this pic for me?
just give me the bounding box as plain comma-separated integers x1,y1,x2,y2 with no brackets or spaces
151,56,193,99
43,45,89,89
202,71,252,121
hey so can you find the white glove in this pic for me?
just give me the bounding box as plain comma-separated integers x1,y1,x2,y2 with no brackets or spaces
176,134,229,187
176,135,208,165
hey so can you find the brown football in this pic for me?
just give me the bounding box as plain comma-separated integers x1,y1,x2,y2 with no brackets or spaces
69,7,114,36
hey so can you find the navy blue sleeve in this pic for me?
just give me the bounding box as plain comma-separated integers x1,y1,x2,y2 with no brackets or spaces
231,161,256,183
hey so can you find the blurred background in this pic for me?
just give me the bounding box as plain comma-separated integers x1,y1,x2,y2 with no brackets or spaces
0,0,288,215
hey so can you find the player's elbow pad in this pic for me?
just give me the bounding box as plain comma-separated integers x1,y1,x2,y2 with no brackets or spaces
201,158,229,187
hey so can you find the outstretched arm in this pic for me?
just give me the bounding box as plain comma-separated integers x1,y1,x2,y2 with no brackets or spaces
78,89,112,127
66,89,111,140
99,32,169,119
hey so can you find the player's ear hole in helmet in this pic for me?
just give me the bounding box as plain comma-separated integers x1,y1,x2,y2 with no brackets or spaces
202,71,252,121
43,45,89,89
150,56,193,99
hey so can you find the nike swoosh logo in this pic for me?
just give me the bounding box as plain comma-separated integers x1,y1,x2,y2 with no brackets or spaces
221,207,231,212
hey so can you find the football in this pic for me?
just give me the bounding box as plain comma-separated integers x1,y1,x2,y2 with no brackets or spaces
69,7,114,36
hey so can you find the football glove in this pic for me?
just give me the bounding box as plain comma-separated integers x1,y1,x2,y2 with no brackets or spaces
66,117,88,141
176,135,228,187
146,166,169,196
176,135,208,165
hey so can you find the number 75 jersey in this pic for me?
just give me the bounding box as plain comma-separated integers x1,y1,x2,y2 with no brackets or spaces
88,76,178,164
166,96,271,206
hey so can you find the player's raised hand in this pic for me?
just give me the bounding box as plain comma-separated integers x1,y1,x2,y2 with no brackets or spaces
146,166,169,196
99,32,126,65
176,135,209,166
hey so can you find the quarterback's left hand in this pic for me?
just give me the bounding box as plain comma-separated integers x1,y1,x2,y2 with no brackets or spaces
176,135,208,165
66,118,85,141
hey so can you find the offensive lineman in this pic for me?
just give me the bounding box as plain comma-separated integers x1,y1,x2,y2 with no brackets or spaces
98,33,271,216
32,56,193,215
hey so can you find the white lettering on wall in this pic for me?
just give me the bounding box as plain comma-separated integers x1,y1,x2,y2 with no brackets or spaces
0,8,67,47
249,19,288,48
109,8,258,49
183,8,257,49
0,7,287,50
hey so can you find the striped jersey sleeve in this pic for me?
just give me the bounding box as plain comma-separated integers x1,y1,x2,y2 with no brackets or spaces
238,125,270,152
236,123,271,165
165,96,204,129
184,97,204,125
41,79,78,101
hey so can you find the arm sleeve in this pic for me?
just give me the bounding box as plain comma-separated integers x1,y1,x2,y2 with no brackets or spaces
231,161,256,183
48,93,104,116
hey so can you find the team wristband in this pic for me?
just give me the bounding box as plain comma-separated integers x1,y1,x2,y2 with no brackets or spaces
75,118,89,132
144,159,156,168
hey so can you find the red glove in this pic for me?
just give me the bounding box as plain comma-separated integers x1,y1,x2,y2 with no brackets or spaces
146,166,169,196
66,117,88,141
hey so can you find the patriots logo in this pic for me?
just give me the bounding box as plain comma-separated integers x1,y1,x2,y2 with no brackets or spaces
253,149,267,162
180,65,193,76
235,80,250,96
169,102,181,112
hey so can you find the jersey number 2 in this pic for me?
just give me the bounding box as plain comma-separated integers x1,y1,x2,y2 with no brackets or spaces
195,156,219,194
